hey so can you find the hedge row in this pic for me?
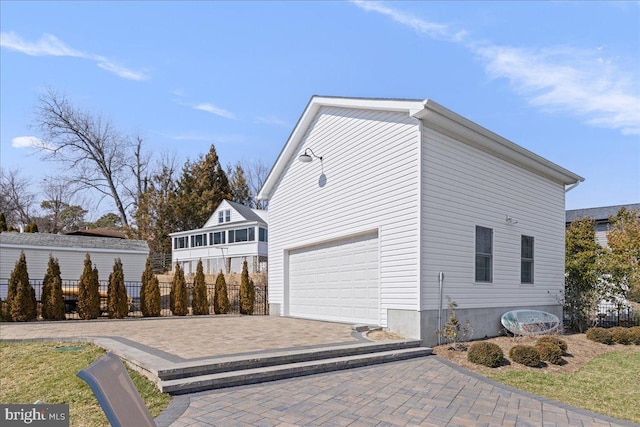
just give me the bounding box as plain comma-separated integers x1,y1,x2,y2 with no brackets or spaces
468,335,569,368
586,327,640,345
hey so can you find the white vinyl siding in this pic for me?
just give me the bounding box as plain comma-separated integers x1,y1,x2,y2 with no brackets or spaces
268,107,421,326
420,126,566,310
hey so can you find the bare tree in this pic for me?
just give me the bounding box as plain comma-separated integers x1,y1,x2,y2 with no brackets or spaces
32,89,146,227
241,158,270,209
0,169,36,228
39,177,88,233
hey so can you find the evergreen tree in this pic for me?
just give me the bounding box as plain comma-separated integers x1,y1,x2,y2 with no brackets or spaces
214,271,229,314
565,217,602,332
146,274,161,317
108,258,129,319
140,257,153,316
42,255,66,320
8,252,37,321
0,212,7,231
603,208,640,303
239,260,255,315
228,163,251,206
192,259,209,315
170,263,188,316
78,253,100,319
24,222,38,233
174,144,232,229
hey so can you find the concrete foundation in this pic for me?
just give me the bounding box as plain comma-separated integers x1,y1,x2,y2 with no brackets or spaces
269,303,282,317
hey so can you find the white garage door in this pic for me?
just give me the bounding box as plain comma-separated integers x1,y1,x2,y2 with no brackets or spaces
288,232,379,325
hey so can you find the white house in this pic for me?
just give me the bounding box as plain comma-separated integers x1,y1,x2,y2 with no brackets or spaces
0,232,149,296
170,199,268,274
258,96,584,346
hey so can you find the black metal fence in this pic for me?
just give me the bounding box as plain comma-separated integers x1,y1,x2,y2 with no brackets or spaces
0,279,269,319
594,302,639,328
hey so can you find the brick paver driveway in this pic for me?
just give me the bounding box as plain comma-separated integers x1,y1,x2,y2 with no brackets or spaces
160,357,636,427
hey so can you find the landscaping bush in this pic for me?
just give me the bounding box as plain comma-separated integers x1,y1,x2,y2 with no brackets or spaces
214,271,229,315
434,297,473,350
467,342,504,368
239,260,255,315
140,257,152,317
107,258,129,319
145,275,161,317
586,327,613,344
78,253,100,320
535,342,563,365
610,327,632,345
8,251,37,322
536,336,568,354
509,345,541,367
191,259,209,315
630,327,640,345
41,255,66,321
170,263,188,316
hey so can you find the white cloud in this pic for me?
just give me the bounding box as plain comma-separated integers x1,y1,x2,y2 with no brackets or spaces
193,103,237,120
12,136,53,150
0,31,149,81
256,115,290,127
352,2,640,135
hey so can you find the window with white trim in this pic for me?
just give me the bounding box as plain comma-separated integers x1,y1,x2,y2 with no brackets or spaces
259,227,268,242
475,226,493,283
210,231,226,245
521,235,534,284
174,236,188,249
191,233,207,247
228,227,255,243
218,209,231,224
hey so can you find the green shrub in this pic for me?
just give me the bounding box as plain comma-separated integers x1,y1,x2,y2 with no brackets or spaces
434,297,473,350
610,327,632,345
214,271,229,315
586,327,613,344
0,299,11,321
536,336,568,353
145,275,161,317
140,257,152,317
41,255,66,321
8,251,37,322
509,345,541,367
467,342,504,368
191,260,209,315
107,258,129,319
170,263,188,316
239,260,255,315
629,327,640,345
535,342,563,365
77,253,100,320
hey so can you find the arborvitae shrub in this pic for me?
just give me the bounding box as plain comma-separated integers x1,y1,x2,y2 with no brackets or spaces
535,342,563,365
170,263,188,316
467,342,504,368
239,260,255,315
78,253,100,319
629,327,640,345
0,299,11,322
214,271,229,315
610,327,632,345
108,258,129,319
586,327,613,344
8,252,37,322
0,212,7,231
140,257,152,317
192,260,209,315
536,336,568,354
509,345,541,367
146,275,161,317
42,255,66,321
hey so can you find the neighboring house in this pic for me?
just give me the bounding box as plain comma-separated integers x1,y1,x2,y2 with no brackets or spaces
67,228,128,239
258,96,583,346
566,203,640,248
170,199,268,274
0,232,149,297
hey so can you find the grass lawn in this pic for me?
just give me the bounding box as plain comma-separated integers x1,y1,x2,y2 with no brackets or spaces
487,349,640,423
0,342,171,427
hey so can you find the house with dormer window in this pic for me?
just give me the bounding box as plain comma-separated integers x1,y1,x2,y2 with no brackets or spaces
170,200,268,274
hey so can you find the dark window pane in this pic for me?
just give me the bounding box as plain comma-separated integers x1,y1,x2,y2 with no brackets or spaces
248,227,255,241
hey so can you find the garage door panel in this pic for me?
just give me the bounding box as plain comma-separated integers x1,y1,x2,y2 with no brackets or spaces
289,233,379,325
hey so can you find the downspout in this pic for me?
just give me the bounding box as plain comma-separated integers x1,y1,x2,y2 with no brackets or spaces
438,271,444,346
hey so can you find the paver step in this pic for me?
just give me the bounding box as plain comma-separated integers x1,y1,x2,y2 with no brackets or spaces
159,346,432,395
157,339,423,380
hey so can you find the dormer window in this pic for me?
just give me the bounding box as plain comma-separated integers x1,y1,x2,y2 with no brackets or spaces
218,209,231,224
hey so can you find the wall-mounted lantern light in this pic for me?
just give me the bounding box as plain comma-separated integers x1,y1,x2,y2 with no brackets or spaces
298,148,323,163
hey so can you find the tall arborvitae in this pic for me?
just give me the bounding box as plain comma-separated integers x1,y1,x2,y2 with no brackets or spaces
140,257,153,317
42,255,66,320
0,212,7,231
192,259,209,315
108,258,129,319
78,253,100,319
9,252,37,321
239,260,255,315
213,271,229,315
170,263,188,316
146,274,161,317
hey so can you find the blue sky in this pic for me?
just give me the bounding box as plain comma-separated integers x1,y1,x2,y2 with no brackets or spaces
1,1,638,219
